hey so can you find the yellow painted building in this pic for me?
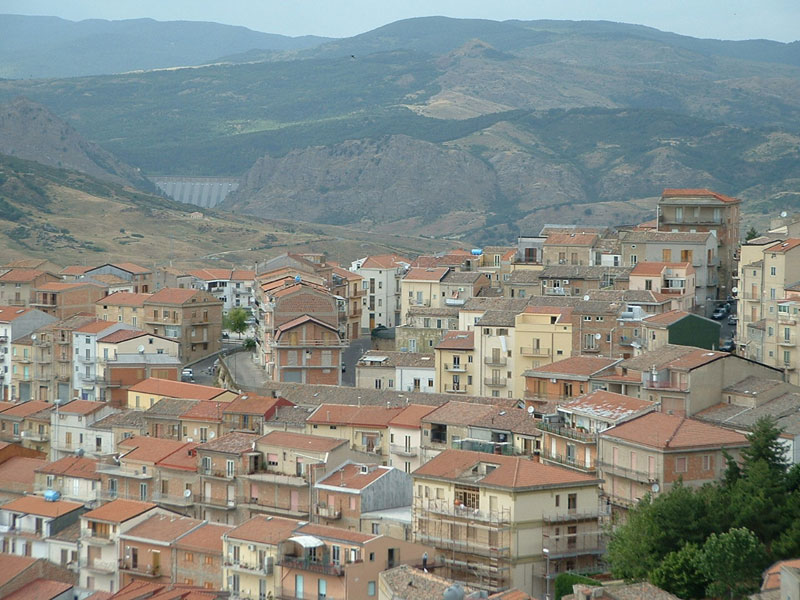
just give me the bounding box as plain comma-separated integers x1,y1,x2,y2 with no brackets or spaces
126,377,234,410
512,307,574,398
434,331,476,395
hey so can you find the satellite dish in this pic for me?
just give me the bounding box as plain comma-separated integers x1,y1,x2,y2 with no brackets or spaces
183,489,192,498
209,431,215,438
731,287,738,294
781,211,788,218
527,406,535,415
31,334,37,341
651,482,660,493
595,333,602,340
75,448,85,457
583,295,590,301
137,345,145,354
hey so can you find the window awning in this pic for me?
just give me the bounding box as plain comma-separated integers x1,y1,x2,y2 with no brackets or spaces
288,535,324,548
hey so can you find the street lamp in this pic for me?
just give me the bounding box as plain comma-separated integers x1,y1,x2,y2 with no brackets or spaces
543,547,550,600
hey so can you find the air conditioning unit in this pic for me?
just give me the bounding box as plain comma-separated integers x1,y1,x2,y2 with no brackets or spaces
248,544,255,551
563,280,569,285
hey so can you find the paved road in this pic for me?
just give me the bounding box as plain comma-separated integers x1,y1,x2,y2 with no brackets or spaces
341,337,372,386
223,349,270,392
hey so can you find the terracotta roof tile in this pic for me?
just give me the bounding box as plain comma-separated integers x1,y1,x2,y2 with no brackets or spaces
2,578,73,600
83,498,156,523
0,269,46,282
559,391,654,423
123,514,202,543
525,356,618,379
765,238,800,254
145,288,205,305
642,310,691,326
60,265,93,275
119,436,192,463
471,407,542,436
0,554,38,587
59,399,109,415
0,456,46,486
414,449,597,489
620,230,713,243
381,564,477,600
156,443,200,471
129,378,226,401
403,267,449,281
180,401,225,422
107,262,151,274
661,188,740,204
488,590,533,600
619,344,726,372
435,330,474,350
630,261,693,276
307,404,403,427
317,464,391,490
359,254,410,270
97,292,151,307
762,559,800,591
227,515,300,544
388,404,438,429
275,314,338,336
175,522,233,553
37,282,104,292
423,401,502,427
98,329,150,343
1,495,84,517
258,431,347,453
602,412,748,450
1,401,52,418
544,233,599,246
358,351,436,370
0,306,35,322
36,456,99,480
196,431,259,454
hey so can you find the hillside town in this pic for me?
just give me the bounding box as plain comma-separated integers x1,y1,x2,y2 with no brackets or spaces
0,188,799,600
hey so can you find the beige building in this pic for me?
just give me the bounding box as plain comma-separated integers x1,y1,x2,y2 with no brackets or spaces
305,404,403,461
434,331,476,395
413,449,603,598
513,307,574,399
628,262,697,312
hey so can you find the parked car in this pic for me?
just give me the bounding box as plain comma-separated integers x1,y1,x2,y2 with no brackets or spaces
728,315,738,326
712,307,727,320
719,339,735,352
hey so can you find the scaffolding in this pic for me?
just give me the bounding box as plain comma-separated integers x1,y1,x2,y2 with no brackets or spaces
412,496,512,593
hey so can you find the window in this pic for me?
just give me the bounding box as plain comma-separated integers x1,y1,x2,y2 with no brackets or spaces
554,494,560,507
771,266,777,276
226,460,235,477
185,552,194,562
568,493,577,510
368,581,376,596
702,455,712,471
675,456,688,473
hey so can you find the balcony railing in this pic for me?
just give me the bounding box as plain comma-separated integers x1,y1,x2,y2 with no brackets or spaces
454,439,515,456
596,460,658,484
81,559,119,573
484,356,507,366
275,588,341,600
315,504,342,519
444,385,467,394
642,378,687,391
96,464,153,479
151,492,194,507
542,532,605,558
483,377,507,387
537,422,597,443
390,443,418,457
119,562,161,577
195,495,237,509
444,363,466,372
540,449,595,471
277,555,345,577
519,346,550,357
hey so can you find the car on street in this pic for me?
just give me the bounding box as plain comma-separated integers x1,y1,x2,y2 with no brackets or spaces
719,339,735,352
712,307,727,320
728,315,738,326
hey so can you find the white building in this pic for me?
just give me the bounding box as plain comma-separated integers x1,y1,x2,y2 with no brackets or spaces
387,404,437,474
50,400,118,461
72,320,136,401
350,254,409,331
0,495,85,559
0,306,57,401
188,268,256,314
355,350,436,393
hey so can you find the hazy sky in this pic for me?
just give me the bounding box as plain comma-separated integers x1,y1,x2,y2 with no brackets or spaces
3,0,799,42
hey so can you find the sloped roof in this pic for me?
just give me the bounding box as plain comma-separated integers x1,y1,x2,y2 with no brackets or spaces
226,515,300,544
82,498,156,523
258,431,347,452
196,431,259,454
619,344,726,372
524,356,618,379
123,514,202,543
36,456,99,480
307,404,403,427
544,233,599,246
317,464,392,491
359,254,409,270
559,391,654,423
0,495,84,517
0,269,46,282
174,522,233,553
128,378,226,401
435,330,474,350
119,436,191,463
97,292,151,307
661,188,740,204
403,267,449,282
388,404,438,429
602,412,748,450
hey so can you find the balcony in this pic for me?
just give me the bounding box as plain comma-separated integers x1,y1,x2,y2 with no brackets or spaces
390,443,418,457
779,336,796,347
20,430,49,442
544,287,568,296
444,363,466,372
542,509,606,524
81,559,119,573
276,591,342,600
277,555,345,577
120,562,161,578
542,532,605,558
483,377,507,388
520,346,550,357
195,495,237,510
151,492,194,507
96,464,153,479
597,460,658,485
540,449,595,472
417,498,511,525
484,356,507,366
201,468,234,479
455,439,515,456
642,378,687,392
537,422,597,443
443,385,467,394
315,503,342,520
224,560,273,575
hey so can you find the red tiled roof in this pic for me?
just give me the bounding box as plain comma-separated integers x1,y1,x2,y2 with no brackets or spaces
275,314,338,336
74,320,117,334
765,238,800,254
330,266,362,281
156,443,200,471
98,329,150,343
227,515,301,544
0,555,38,588
59,399,108,415
0,456,45,486
223,393,291,416
97,292,151,307
602,412,748,450
110,262,151,275
258,431,348,452
2,579,73,600
403,267,449,281
522,305,574,321
435,330,474,350
36,456,99,480
1,401,52,417
630,261,693,276
128,378,226,401
180,400,226,422
389,404,438,429
123,514,202,543
145,288,203,305
307,404,403,427
359,254,410,270
661,188,740,204
525,356,618,378
1,495,84,517
643,310,691,326
414,449,598,489
560,391,653,423
196,431,259,454
60,265,93,275
317,464,390,490
544,233,599,246
0,306,35,322
0,269,46,282
120,436,191,464
37,282,104,291
82,498,156,523
762,558,800,591
175,522,233,553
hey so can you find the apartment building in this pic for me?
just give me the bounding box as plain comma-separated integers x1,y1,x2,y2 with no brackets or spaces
0,305,57,401
32,282,108,320
96,292,152,328
79,498,160,593
538,390,656,474
221,392,293,434
331,266,364,341
84,263,153,294
72,320,138,401
639,310,721,354
173,521,233,590
395,305,459,353
50,399,118,460
513,306,574,399
19,404,52,455
465,406,542,458
412,449,602,598
597,412,748,512
542,233,600,266
619,230,719,309
0,495,85,559
34,456,100,504
400,268,490,322
306,404,404,461
314,462,412,535
142,288,224,364
119,513,204,586
523,356,620,403
628,262,696,311
272,315,344,385
434,331,476,395
473,310,517,399
187,267,255,314
0,269,60,307
350,253,410,331
0,401,52,445
536,265,630,298
143,398,200,440
179,401,225,444
356,351,436,393
657,188,741,297
387,404,438,474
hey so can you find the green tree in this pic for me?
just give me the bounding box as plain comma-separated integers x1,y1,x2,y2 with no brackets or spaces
728,459,791,542
741,417,789,476
773,511,800,559
698,527,768,599
223,308,249,339
649,543,708,600
745,226,759,241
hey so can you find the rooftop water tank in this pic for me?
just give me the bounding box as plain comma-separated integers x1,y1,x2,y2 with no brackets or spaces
471,249,483,256
44,490,61,502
